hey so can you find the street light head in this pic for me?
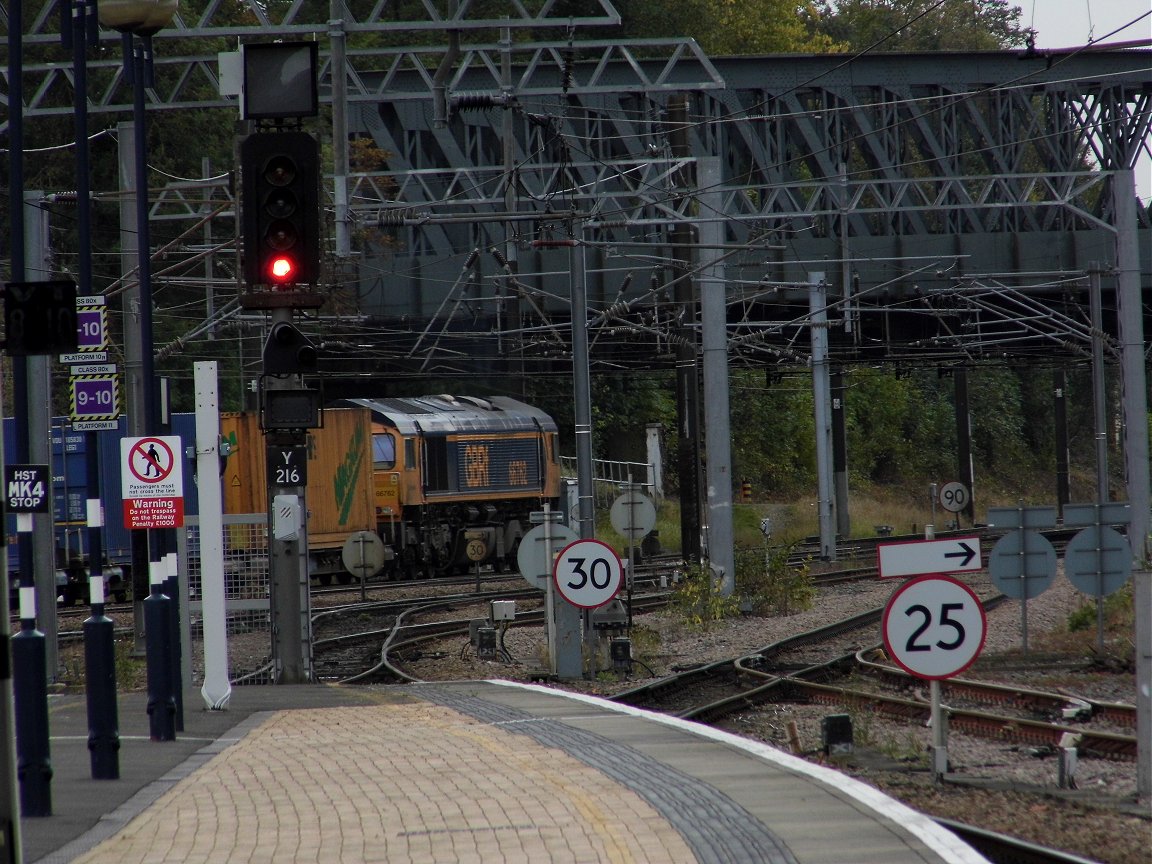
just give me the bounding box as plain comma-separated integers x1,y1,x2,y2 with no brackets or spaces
98,0,177,35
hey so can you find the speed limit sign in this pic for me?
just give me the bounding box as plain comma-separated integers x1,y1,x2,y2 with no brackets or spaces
882,575,986,679
553,539,623,609
938,481,970,513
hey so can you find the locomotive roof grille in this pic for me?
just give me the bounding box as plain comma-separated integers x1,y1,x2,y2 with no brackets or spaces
342,395,558,437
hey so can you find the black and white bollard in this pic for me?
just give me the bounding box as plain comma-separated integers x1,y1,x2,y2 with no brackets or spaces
163,553,184,733
12,587,52,816
84,576,120,779
144,564,176,742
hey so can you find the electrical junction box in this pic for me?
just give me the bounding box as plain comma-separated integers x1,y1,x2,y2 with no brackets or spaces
476,627,497,660
490,600,516,622
821,714,854,755
272,494,301,540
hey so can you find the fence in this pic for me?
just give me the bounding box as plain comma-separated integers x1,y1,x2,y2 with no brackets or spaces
178,513,272,687
559,457,659,508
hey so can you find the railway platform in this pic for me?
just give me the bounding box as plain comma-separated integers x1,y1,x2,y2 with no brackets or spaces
26,680,989,864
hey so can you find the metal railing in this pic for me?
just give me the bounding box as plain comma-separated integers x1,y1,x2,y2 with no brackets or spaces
179,513,272,686
560,456,659,507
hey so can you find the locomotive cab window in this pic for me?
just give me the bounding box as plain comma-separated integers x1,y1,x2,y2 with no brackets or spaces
404,439,416,470
372,432,396,469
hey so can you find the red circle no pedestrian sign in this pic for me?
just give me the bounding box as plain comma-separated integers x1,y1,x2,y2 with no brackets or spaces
128,437,175,483
121,436,185,529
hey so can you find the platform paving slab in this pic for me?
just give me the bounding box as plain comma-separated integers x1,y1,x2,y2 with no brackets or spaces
23,681,989,864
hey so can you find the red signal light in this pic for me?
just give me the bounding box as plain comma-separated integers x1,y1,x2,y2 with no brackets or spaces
268,255,296,284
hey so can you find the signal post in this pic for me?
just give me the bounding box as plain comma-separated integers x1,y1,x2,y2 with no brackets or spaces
237,42,324,683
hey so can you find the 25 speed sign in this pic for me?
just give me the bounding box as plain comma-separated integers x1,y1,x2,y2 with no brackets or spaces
882,575,986,680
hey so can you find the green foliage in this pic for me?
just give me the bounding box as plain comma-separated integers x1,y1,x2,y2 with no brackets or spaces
806,0,1032,51
734,544,815,616
729,369,816,495
610,0,843,55
670,562,738,630
1067,585,1133,634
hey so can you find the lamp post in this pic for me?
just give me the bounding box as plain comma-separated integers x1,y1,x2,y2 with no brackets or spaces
98,0,177,652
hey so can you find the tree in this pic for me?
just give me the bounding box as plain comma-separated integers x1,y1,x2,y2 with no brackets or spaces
607,0,843,55
806,0,1032,51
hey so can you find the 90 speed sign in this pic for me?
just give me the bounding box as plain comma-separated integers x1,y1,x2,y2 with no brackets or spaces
553,539,623,609
882,575,986,680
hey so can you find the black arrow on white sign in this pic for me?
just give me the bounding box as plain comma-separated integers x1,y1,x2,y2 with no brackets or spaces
944,541,977,568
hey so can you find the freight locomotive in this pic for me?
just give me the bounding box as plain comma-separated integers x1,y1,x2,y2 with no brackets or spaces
221,394,562,582
5,395,561,599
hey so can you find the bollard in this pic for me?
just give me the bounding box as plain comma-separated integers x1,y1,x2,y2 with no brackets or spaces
163,553,184,733
144,565,176,741
84,576,120,779
12,587,52,816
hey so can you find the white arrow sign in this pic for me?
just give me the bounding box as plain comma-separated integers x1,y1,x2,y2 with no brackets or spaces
877,536,982,579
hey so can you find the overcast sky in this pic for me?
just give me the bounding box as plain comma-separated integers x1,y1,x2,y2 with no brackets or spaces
1023,0,1150,49
1024,0,1151,204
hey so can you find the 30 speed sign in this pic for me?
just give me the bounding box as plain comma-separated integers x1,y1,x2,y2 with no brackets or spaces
882,575,986,679
553,539,623,609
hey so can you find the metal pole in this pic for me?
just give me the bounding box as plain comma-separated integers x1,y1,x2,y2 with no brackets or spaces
83,576,119,779
697,158,734,594
265,311,313,683
809,272,836,560
930,679,947,782
570,235,596,539
1,13,25,847
23,194,57,678
329,7,350,257
12,589,51,816
144,565,176,741
1113,169,1151,800
0,370,23,855
668,96,702,563
1054,369,1070,517
954,369,975,526
543,503,557,676
1088,264,1109,653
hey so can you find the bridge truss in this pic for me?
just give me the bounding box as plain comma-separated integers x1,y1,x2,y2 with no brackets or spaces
2,3,1149,379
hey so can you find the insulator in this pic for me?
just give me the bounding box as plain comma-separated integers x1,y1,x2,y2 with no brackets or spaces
491,248,510,268
51,191,79,203
619,272,633,293
561,48,575,93
463,249,480,269
453,92,504,111
377,208,412,227
604,300,630,318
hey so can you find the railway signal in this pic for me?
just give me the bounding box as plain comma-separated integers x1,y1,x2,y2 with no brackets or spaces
262,322,318,375
240,132,321,288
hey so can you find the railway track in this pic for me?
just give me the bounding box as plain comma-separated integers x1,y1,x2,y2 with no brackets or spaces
609,596,1137,864
315,592,671,684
